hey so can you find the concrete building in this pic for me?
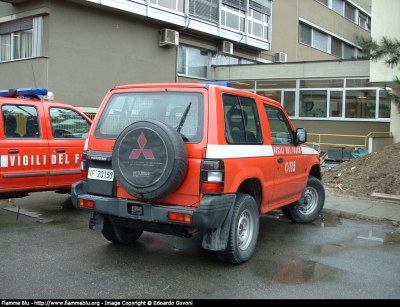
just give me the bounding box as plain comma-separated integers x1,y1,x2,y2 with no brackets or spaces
0,0,397,151
369,0,400,145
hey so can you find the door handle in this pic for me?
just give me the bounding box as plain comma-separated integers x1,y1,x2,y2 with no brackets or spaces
55,149,66,153
8,149,19,154
277,157,284,163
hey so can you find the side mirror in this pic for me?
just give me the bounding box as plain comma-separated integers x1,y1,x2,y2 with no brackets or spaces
296,128,307,144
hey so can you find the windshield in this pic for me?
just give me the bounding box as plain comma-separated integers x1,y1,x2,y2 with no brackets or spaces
94,91,203,143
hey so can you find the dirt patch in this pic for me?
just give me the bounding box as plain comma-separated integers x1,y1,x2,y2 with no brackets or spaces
321,142,400,198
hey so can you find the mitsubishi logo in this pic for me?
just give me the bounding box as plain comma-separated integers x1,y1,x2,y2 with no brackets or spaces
129,132,155,159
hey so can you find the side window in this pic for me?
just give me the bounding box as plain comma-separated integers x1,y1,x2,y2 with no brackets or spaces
223,94,262,144
50,107,91,139
2,105,39,138
265,104,293,144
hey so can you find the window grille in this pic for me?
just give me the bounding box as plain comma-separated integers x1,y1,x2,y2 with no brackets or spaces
189,0,219,23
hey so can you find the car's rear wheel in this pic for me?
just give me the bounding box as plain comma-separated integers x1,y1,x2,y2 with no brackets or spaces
282,176,325,223
112,119,188,200
102,215,143,244
216,193,259,264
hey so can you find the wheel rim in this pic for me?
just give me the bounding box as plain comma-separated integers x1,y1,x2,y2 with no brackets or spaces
300,186,319,215
237,209,254,251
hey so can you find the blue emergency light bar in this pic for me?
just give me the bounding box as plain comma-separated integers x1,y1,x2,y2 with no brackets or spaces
199,81,232,87
0,87,48,98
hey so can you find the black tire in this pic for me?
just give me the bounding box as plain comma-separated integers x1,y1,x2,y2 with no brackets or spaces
282,176,325,223
102,215,143,244
112,119,188,199
216,193,259,265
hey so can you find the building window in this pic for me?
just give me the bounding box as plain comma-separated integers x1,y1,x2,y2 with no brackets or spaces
212,53,239,65
320,0,370,31
300,90,327,117
345,90,377,119
299,22,363,59
256,89,296,117
189,0,219,23
233,80,256,89
221,4,245,32
282,91,296,116
257,90,281,103
299,23,312,45
240,58,256,64
247,0,271,40
358,11,369,30
179,45,256,78
346,79,372,87
343,43,355,59
12,28,33,60
0,34,11,62
178,45,209,78
150,0,184,12
0,17,42,62
331,37,342,58
329,90,344,117
300,79,344,88
332,0,344,15
299,23,329,53
231,78,390,121
250,0,271,15
248,8,269,40
313,29,329,53
379,90,391,118
344,2,356,22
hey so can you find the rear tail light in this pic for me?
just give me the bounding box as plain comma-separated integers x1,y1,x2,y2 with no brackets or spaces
168,212,191,223
78,198,95,209
201,159,224,194
80,151,88,180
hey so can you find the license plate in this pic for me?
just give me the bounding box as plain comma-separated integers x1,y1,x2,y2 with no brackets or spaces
88,168,114,181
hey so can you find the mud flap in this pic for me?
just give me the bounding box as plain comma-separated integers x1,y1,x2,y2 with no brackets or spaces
202,202,235,251
285,185,306,210
292,187,306,210
89,212,105,232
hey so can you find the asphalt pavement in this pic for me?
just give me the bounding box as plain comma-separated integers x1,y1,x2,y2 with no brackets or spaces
1,188,400,226
323,187,400,225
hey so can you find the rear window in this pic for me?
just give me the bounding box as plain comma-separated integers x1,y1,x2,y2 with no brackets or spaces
94,91,204,143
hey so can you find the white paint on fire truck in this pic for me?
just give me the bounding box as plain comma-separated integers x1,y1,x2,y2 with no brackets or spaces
0,153,80,167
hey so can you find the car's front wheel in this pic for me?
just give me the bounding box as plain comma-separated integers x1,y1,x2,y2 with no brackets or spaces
282,176,325,223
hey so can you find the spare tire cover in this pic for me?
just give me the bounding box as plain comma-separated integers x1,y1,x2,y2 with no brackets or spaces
112,119,188,199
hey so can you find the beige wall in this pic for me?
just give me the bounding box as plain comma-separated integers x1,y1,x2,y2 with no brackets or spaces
370,0,400,144
0,0,177,108
270,0,371,62
370,0,399,83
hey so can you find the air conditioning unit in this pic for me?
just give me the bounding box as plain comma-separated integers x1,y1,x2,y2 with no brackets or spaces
275,52,287,63
159,29,179,46
218,40,233,55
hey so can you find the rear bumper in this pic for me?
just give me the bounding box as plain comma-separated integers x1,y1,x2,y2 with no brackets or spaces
72,181,234,230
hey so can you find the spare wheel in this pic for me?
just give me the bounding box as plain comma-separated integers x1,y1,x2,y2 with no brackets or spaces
112,119,188,199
